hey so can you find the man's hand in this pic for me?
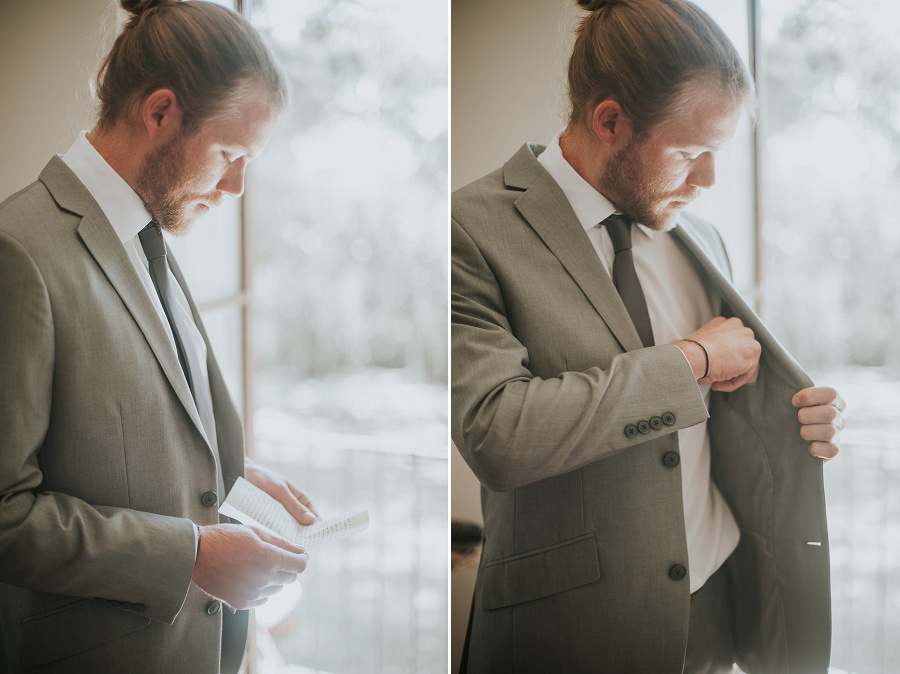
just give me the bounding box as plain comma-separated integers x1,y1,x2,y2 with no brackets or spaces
792,387,846,461
244,457,318,525
191,524,308,609
674,316,761,392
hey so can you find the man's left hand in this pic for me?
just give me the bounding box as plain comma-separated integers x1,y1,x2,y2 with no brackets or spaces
244,457,319,524
792,387,846,461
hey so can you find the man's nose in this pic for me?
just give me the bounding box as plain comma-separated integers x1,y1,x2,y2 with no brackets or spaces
217,159,247,198
686,152,716,190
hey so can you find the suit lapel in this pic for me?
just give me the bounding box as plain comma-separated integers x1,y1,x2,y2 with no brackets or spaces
39,157,209,442
506,145,644,352
671,222,813,389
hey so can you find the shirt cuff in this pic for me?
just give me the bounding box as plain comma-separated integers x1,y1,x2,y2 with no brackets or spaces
193,523,201,560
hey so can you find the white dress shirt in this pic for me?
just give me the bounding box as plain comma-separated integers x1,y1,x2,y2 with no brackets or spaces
538,133,740,592
62,131,216,554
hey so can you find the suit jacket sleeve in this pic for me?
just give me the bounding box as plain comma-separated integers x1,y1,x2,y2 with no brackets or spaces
451,217,710,492
0,231,197,625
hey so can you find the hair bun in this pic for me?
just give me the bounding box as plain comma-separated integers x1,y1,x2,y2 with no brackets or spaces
120,0,171,15
576,0,620,10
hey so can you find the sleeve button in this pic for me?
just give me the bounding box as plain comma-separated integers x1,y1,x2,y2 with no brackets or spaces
669,564,687,581
624,424,638,438
650,416,663,430
662,412,676,426
637,420,651,434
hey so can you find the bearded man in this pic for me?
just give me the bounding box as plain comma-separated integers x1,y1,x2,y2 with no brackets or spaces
0,2,317,672
451,0,845,672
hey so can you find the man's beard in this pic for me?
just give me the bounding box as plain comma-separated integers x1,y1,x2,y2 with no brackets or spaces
598,138,694,232
134,134,204,236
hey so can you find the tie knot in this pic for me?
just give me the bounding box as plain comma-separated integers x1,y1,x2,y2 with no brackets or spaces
601,214,633,253
138,222,167,261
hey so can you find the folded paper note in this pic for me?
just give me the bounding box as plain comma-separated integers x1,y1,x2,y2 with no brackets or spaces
219,476,369,551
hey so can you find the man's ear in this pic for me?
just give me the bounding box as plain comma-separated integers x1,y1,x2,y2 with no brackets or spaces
591,100,633,148
139,88,183,141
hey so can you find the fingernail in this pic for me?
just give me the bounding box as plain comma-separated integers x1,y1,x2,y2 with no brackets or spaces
792,396,800,406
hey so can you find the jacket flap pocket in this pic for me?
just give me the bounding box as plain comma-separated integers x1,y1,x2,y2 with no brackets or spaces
22,599,151,668
482,534,600,610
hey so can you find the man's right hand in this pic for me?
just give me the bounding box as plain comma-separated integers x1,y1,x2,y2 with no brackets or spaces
191,524,308,609
674,316,761,392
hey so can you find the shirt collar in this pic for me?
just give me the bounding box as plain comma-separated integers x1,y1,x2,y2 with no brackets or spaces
537,131,658,240
61,131,153,243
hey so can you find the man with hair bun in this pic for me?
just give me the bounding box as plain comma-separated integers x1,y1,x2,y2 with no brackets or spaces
0,1,316,672
452,0,845,672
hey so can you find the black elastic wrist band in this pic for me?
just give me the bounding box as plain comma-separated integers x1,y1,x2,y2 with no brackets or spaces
682,339,709,379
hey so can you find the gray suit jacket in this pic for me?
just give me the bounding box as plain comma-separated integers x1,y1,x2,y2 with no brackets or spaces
0,157,247,673
451,144,830,673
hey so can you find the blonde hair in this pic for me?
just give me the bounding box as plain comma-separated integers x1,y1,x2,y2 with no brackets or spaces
96,0,287,134
568,0,755,136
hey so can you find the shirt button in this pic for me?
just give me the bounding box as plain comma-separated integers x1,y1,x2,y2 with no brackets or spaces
650,416,663,430
207,600,222,615
669,564,687,581
663,451,680,468
201,491,218,507
624,424,638,438
662,412,676,426
637,420,651,434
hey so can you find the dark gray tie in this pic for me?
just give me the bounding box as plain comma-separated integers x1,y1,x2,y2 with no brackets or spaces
138,223,192,390
138,222,225,497
602,214,655,348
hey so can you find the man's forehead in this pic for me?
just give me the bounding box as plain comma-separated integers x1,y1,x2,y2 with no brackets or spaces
652,88,742,149
195,99,280,155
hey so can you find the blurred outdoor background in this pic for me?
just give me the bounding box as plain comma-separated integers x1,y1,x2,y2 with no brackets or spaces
246,0,448,672
760,2,900,671
451,0,900,671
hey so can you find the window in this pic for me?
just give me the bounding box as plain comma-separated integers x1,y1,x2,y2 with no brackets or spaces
243,0,449,672
759,1,900,671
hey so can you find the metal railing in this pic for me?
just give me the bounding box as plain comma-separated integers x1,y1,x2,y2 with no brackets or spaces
251,435,448,674
826,428,900,674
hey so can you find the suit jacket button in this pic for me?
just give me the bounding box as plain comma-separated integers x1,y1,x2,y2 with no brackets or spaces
207,600,222,615
637,420,650,434
624,424,638,438
201,491,218,507
663,451,680,468
650,416,663,430
669,564,687,581
662,412,676,426
133,603,146,612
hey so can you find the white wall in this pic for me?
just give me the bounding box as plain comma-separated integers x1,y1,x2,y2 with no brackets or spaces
451,0,580,192
0,0,120,198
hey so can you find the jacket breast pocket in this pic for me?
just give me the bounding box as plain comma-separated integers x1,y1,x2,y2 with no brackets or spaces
481,533,600,610
21,598,151,669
